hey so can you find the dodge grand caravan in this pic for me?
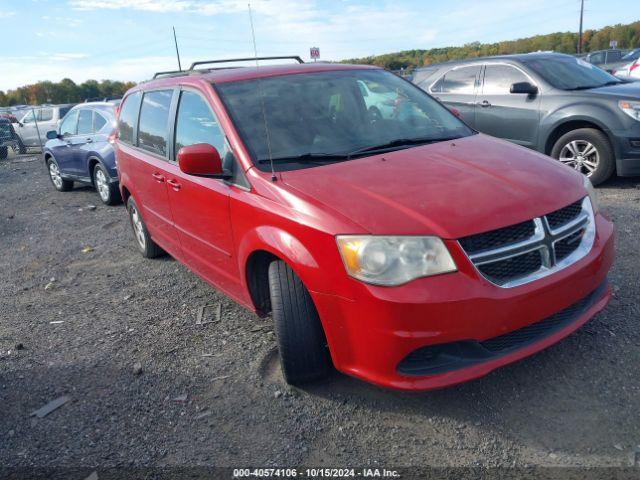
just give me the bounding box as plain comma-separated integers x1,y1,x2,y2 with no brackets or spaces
116,57,614,390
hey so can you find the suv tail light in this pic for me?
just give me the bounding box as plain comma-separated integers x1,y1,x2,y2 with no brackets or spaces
631,60,639,73
108,131,117,144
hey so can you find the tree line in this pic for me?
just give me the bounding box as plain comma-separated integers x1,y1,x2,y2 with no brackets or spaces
343,21,640,71
0,79,136,107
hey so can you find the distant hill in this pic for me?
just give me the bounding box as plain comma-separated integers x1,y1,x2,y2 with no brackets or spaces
342,20,640,70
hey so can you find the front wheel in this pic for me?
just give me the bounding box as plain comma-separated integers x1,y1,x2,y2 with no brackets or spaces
47,158,73,191
93,163,121,205
551,128,615,185
268,260,331,385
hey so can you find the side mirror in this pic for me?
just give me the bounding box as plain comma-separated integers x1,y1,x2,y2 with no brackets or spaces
46,130,59,140
449,107,462,118
177,143,231,179
510,82,538,95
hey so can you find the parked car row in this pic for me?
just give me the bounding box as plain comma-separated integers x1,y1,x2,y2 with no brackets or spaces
412,52,640,184
40,55,615,391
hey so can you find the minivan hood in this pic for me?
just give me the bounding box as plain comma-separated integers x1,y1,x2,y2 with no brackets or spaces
281,134,585,239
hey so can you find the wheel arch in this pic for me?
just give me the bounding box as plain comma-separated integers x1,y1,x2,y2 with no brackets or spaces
543,118,612,156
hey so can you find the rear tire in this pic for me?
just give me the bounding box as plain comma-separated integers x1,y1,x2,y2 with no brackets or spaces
551,128,615,185
93,163,121,205
268,260,331,385
47,157,73,191
127,197,165,258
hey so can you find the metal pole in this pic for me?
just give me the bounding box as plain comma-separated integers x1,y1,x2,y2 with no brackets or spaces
578,0,584,54
173,26,182,71
32,107,43,153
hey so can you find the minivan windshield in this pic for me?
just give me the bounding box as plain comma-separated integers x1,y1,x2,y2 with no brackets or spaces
215,69,474,171
522,55,621,90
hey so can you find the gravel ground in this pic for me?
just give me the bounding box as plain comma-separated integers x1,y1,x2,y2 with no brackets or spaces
1,155,639,476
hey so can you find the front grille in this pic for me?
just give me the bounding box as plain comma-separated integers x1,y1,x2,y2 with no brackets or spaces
459,197,594,288
546,200,583,230
397,281,607,376
478,249,542,283
459,220,535,255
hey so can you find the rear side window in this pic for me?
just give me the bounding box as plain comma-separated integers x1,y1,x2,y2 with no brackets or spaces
433,65,479,94
77,109,93,135
482,65,530,94
94,112,107,131
118,91,142,145
174,90,226,154
59,107,72,118
39,109,53,122
138,90,173,156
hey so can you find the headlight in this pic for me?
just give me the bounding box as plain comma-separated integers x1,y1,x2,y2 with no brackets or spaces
618,100,640,121
583,175,599,213
336,235,457,286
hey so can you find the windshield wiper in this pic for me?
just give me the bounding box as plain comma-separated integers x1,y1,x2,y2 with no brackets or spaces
567,80,620,90
257,153,347,164
346,136,462,158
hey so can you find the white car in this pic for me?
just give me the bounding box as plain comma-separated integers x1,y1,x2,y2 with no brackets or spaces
613,49,640,78
14,104,75,148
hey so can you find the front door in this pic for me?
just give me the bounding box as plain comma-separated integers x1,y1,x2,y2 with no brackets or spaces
50,109,79,174
475,64,541,148
164,88,237,292
429,64,480,127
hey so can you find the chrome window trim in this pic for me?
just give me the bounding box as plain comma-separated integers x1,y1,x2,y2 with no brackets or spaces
460,197,595,288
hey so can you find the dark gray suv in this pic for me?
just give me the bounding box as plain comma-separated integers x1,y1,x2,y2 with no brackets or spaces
412,53,640,184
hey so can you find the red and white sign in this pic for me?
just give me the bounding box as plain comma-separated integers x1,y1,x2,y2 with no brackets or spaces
310,47,320,60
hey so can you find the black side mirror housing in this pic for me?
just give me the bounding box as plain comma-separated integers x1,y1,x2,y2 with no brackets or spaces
510,82,538,95
46,130,59,140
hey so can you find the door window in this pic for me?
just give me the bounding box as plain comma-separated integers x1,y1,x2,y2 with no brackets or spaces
77,109,93,135
482,65,531,95
21,110,35,124
118,91,142,145
60,110,79,136
589,52,605,64
39,109,53,122
174,90,226,155
432,66,480,94
138,90,173,156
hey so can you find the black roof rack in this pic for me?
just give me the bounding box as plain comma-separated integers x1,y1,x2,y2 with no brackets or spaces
151,56,303,81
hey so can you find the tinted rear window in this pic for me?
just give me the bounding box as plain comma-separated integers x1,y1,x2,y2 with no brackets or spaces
118,92,142,145
59,107,72,118
138,90,173,156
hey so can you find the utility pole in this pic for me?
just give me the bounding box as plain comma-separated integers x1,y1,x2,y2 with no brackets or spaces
173,26,182,71
578,0,585,54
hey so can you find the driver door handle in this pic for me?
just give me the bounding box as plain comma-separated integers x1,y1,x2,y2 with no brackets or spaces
152,172,165,183
167,179,181,191
85,138,93,143
478,100,491,108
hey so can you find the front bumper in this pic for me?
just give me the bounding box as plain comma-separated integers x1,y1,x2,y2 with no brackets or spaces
311,214,614,390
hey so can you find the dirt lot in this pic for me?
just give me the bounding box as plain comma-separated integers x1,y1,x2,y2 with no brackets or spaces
1,154,640,475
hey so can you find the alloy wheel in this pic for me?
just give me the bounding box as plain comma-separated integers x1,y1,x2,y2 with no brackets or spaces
49,162,63,189
558,140,599,176
130,205,146,251
95,168,110,202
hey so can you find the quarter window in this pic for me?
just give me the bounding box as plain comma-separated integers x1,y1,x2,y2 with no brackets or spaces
94,112,107,131
482,65,530,94
432,66,480,94
138,90,173,156
77,109,93,135
60,110,79,136
118,91,142,145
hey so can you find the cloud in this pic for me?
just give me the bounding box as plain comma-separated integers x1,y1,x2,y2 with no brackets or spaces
0,11,16,18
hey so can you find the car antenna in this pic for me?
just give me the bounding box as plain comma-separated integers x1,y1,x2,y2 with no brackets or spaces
248,2,277,182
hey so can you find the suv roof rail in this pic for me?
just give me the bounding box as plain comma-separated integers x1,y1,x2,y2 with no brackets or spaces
153,70,185,79
189,56,304,70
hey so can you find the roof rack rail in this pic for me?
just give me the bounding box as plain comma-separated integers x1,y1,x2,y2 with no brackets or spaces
189,56,303,70
153,70,185,79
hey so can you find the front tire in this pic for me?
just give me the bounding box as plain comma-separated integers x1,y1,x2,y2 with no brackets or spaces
47,157,73,191
268,260,331,385
127,197,165,258
551,128,614,185
93,163,121,205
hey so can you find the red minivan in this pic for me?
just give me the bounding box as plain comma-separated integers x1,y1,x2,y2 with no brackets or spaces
116,57,614,390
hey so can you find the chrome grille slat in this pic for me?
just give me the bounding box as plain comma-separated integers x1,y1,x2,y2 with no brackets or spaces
458,197,595,288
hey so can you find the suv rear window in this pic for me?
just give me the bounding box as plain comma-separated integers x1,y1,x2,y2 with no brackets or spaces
138,90,173,156
118,92,142,145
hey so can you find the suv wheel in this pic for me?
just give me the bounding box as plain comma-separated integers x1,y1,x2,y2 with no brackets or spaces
93,163,121,205
127,197,165,258
47,158,73,191
551,128,614,185
268,260,331,385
